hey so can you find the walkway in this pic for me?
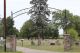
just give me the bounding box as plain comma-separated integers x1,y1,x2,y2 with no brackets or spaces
16,47,79,53
16,46,61,53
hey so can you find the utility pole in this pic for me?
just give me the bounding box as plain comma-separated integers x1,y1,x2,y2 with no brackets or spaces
64,9,67,34
4,0,7,52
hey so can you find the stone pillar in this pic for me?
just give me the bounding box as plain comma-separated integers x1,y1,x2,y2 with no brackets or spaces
9,35,16,52
64,34,71,51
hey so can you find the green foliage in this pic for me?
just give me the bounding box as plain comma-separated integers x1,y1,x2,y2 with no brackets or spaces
0,19,3,36
52,9,80,38
67,28,78,40
52,9,73,30
19,19,59,39
28,0,50,39
73,15,80,37
20,20,34,38
6,16,19,36
13,27,19,37
0,17,19,37
6,16,14,35
44,23,59,39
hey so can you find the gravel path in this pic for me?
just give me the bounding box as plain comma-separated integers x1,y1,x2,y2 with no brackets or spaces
16,46,62,53
16,47,80,53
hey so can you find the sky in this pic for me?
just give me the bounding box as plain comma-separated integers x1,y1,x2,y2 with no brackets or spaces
0,0,80,35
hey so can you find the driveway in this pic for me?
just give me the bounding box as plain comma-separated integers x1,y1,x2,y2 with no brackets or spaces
16,46,61,53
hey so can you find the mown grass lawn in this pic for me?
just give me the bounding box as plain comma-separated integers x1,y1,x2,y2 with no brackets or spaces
17,39,80,52
0,46,4,52
0,51,22,53
17,39,64,52
0,46,22,53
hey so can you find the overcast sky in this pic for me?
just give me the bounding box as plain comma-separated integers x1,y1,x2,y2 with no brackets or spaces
0,0,80,34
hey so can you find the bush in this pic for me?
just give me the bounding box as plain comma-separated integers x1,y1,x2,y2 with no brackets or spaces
67,28,78,40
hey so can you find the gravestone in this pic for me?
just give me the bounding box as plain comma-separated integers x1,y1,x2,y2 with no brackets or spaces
75,41,80,46
55,40,61,45
50,43,55,45
50,40,56,45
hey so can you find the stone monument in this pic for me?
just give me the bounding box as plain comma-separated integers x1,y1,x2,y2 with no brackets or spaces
64,34,72,51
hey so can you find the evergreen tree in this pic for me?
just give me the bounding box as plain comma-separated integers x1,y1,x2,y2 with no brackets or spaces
29,0,50,45
6,16,14,35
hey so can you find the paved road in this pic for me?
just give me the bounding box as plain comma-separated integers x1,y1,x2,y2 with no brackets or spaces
16,47,61,53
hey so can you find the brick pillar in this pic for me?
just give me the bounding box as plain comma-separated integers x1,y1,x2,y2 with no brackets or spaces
10,35,16,52
64,34,71,51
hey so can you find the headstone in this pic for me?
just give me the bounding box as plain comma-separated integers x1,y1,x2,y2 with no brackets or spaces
55,40,61,45
50,43,55,45
79,41,80,46
75,42,79,45
50,40,56,45
75,41,80,46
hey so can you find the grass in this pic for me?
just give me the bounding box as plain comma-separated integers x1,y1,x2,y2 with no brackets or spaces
0,37,22,53
0,51,22,53
0,46,22,53
0,46,4,52
17,39,80,52
67,45,80,52
17,39,64,52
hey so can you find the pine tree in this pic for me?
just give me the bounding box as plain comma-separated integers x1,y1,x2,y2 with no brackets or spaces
29,0,50,45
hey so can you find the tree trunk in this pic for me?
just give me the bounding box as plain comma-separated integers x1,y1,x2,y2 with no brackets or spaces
38,34,41,46
31,38,35,45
